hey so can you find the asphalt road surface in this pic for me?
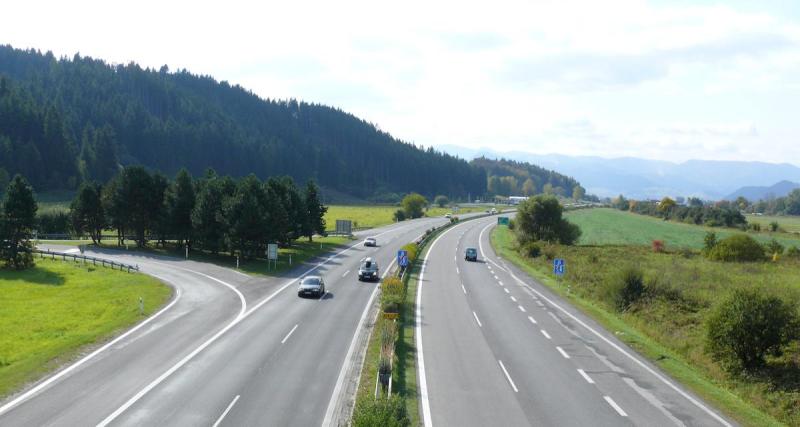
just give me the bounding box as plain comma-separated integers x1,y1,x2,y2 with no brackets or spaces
0,215,454,426
416,215,736,427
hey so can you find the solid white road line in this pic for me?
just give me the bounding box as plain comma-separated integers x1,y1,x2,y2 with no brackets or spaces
212,395,240,427
415,219,475,427
473,311,483,328
541,329,551,340
0,285,182,418
281,324,299,344
150,261,247,319
528,316,537,325
498,360,519,393
556,346,570,359
103,230,391,427
577,369,595,384
518,305,526,313
477,220,733,427
604,396,628,417
342,270,350,277
461,284,467,294
510,296,517,302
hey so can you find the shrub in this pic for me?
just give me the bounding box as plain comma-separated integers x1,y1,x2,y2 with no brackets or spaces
380,321,397,350
393,209,406,222
705,234,765,262
520,241,541,258
381,293,403,314
748,222,761,232
605,266,645,311
382,277,404,299
769,221,780,232
787,245,800,257
507,219,515,230
703,232,717,254
352,395,410,427
542,245,557,260
652,240,665,253
401,243,418,264
765,238,784,256
706,288,798,371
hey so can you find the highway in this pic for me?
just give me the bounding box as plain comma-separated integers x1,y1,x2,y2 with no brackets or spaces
417,215,735,427
0,215,452,426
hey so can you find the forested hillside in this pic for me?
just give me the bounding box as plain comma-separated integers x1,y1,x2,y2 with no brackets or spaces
0,45,486,198
471,157,584,199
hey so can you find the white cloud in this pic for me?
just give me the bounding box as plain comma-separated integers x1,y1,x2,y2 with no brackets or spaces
1,0,799,164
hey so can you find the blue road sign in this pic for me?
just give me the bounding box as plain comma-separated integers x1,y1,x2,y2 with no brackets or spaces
398,250,409,267
553,258,565,276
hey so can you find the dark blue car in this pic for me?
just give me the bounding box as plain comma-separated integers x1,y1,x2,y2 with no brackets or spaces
465,248,478,262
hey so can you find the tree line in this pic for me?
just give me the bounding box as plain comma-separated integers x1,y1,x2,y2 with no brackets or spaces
471,157,586,199
610,195,746,228
742,189,800,216
0,45,485,199
68,167,327,257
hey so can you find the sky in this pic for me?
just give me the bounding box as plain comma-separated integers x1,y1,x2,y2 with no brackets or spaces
2,0,800,164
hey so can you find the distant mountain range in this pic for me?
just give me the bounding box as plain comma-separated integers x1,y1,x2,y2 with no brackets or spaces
438,145,800,200
725,180,800,201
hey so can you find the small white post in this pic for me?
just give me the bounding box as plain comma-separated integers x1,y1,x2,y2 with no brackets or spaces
236,255,240,269
138,297,144,315
185,244,189,259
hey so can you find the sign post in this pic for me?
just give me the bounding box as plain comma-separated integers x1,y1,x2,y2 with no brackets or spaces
267,243,278,270
553,258,567,294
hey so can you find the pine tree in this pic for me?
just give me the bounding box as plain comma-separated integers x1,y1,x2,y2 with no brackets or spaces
303,180,327,242
1,175,37,269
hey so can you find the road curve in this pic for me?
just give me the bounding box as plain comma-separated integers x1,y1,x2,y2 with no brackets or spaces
417,216,735,427
0,215,452,426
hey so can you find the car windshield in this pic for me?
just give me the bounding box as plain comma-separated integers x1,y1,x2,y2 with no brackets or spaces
301,278,320,286
467,249,476,254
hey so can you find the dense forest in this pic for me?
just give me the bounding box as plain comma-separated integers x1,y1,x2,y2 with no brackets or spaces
0,45,489,199
471,157,584,199
745,189,800,216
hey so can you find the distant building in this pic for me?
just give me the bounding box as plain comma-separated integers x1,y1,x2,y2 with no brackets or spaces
508,196,528,205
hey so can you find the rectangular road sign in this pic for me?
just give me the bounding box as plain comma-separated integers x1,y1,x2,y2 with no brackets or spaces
335,219,352,235
398,250,409,267
498,216,510,225
553,258,565,276
267,243,278,260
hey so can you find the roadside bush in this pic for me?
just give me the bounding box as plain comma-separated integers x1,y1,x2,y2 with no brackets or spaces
542,245,558,261
380,321,397,351
382,277,404,300
352,395,410,427
787,245,800,258
401,243,418,264
706,288,798,371
605,266,645,311
507,219,515,230
705,234,765,262
748,222,761,232
381,293,403,314
520,241,541,258
770,221,780,232
765,239,785,256
393,209,406,222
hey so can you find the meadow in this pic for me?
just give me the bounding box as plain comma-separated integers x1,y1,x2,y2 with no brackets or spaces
566,208,800,249
0,259,171,398
324,204,499,230
746,214,800,234
493,212,800,426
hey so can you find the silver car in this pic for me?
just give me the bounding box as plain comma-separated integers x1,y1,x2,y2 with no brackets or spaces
298,275,326,297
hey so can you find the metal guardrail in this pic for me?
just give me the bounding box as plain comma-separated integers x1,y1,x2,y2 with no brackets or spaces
33,249,140,273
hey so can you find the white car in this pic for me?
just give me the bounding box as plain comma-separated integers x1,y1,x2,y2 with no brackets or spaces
364,237,377,247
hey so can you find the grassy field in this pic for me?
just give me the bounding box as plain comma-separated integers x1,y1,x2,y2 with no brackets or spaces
747,214,800,234
325,204,502,231
493,223,799,426
566,208,800,249
0,259,171,398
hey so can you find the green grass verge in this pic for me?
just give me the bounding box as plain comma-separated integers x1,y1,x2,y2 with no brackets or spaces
0,258,171,398
492,226,790,426
567,208,800,249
